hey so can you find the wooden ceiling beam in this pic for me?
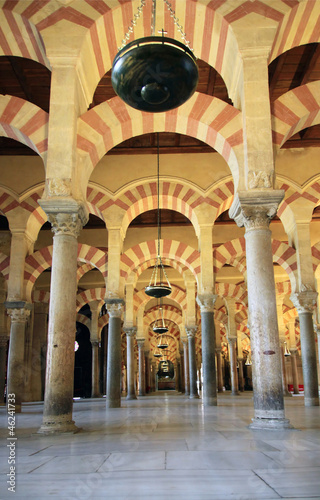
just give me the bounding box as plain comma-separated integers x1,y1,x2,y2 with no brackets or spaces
300,43,320,85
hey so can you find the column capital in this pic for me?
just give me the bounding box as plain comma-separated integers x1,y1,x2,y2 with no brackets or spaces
227,336,237,346
105,298,125,318
290,290,317,314
196,294,218,313
229,190,284,231
91,340,99,347
137,338,145,349
144,350,150,356
124,327,137,337
185,326,197,338
7,307,31,323
181,336,188,346
39,199,88,237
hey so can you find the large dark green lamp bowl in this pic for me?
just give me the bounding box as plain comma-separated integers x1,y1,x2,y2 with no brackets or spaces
111,36,198,112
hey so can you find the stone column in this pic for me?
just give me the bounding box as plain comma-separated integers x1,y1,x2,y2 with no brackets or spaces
182,338,189,395
5,305,31,412
91,341,100,398
197,295,217,405
238,357,244,392
105,299,124,408
31,302,48,401
215,347,224,392
290,348,300,395
179,348,185,393
137,339,146,396
186,327,199,399
125,327,137,400
0,285,9,403
290,291,319,406
38,206,87,434
145,350,150,393
279,339,291,397
228,337,239,395
174,361,180,392
151,361,156,392
230,192,291,429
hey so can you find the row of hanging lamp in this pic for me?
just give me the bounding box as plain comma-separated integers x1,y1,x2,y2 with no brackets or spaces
153,298,169,334
111,0,198,113
145,133,172,298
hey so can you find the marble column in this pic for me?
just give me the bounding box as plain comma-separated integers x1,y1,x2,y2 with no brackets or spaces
290,291,319,406
179,349,185,393
215,347,224,393
238,357,245,392
230,192,291,429
91,341,100,398
0,288,8,404
182,338,189,395
105,299,124,408
280,340,291,397
38,207,87,434
174,361,180,392
125,327,137,400
197,295,217,405
137,339,146,396
5,305,31,412
290,348,300,394
31,302,48,401
145,350,150,393
186,327,199,399
228,337,239,395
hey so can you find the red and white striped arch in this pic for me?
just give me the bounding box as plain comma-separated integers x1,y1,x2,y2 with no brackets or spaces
144,305,183,328
271,239,298,288
77,244,108,281
312,243,320,273
133,285,187,315
0,6,50,67
213,237,246,273
135,257,188,283
0,252,10,281
272,82,320,148
77,93,242,182
121,239,201,283
276,280,292,297
270,0,320,63
0,96,48,158
76,287,106,312
98,314,109,333
77,263,95,283
0,189,19,215
32,289,50,304
76,313,91,330
215,282,247,305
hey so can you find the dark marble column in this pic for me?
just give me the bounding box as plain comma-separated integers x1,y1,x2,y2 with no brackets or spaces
105,299,124,408
186,327,199,399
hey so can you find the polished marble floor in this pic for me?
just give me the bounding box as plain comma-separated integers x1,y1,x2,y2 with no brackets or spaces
0,392,320,499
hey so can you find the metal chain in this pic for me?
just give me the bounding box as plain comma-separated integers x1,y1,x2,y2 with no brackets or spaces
162,0,195,55
118,0,146,51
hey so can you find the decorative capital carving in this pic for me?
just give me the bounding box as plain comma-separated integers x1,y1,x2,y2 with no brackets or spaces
7,307,31,323
91,340,100,347
124,327,137,338
185,326,197,338
38,199,89,237
248,170,273,190
227,336,237,346
229,190,284,231
290,291,317,314
137,338,145,349
196,294,217,313
49,212,83,237
106,299,124,319
47,178,72,197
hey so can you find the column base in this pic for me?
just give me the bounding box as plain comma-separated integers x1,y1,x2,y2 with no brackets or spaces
203,397,217,406
189,394,199,399
106,399,121,408
231,391,240,396
38,416,80,435
249,417,293,431
126,394,137,400
304,397,319,407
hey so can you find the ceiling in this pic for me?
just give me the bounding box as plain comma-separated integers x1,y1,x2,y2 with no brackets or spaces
1,42,320,156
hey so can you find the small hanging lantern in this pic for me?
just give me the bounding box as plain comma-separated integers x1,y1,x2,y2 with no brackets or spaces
145,133,171,299
157,334,169,349
283,341,291,357
111,0,198,113
153,348,162,358
245,354,252,366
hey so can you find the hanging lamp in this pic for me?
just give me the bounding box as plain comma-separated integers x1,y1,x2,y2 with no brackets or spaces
111,0,198,113
157,333,169,349
283,341,291,357
245,354,252,366
153,348,162,358
145,133,171,298
153,299,169,334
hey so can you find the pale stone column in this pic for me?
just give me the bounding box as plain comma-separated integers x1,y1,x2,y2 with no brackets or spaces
125,327,137,400
215,347,224,393
31,302,48,401
291,291,319,406
0,284,9,403
90,301,101,398
105,299,124,408
174,361,180,392
186,327,199,399
288,318,300,394
197,294,217,405
230,192,291,429
179,348,185,393
6,305,31,412
182,338,189,395
145,350,150,393
38,206,87,434
228,337,239,395
137,339,146,396
151,361,156,392
276,295,291,396
237,331,244,392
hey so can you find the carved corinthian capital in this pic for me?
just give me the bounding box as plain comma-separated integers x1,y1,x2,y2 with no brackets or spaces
7,307,31,323
124,327,137,338
196,294,217,313
38,199,89,238
290,291,318,315
106,299,124,319
229,190,284,231
185,326,197,338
